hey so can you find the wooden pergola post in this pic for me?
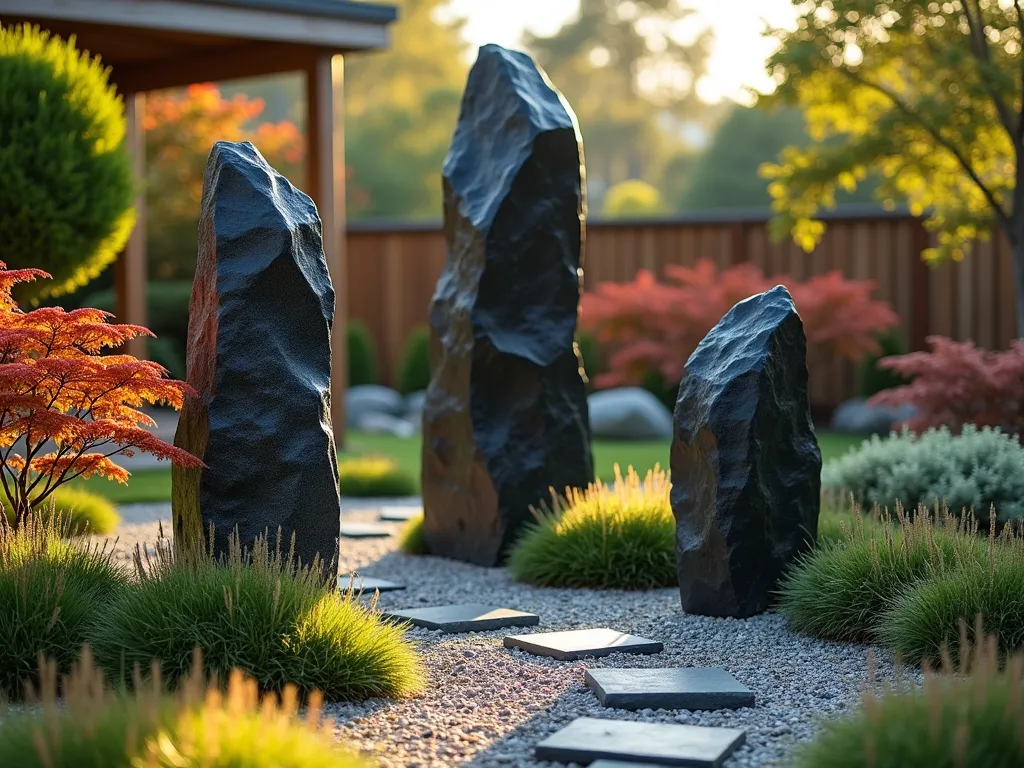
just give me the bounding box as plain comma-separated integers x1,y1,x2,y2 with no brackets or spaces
115,91,148,359
306,53,349,448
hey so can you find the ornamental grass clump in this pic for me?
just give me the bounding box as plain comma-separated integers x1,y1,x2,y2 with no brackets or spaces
0,648,374,768
777,503,988,642
0,511,125,699
398,513,428,555
508,465,675,589
87,527,424,702
338,457,417,498
793,627,1024,768
880,523,1024,665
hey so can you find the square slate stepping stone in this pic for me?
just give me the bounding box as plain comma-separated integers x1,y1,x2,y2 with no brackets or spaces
338,522,392,539
585,667,754,711
503,627,662,661
382,604,539,633
378,506,422,522
535,717,745,767
337,574,406,594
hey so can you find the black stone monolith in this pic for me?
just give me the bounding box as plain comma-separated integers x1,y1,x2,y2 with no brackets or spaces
671,285,821,618
421,44,594,567
172,141,340,572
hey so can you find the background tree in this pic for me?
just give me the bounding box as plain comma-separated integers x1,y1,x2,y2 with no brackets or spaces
602,179,667,217
0,25,135,304
524,0,713,207
344,0,468,218
762,0,1024,336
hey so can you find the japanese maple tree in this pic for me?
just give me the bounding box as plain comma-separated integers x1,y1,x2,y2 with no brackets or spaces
0,263,202,523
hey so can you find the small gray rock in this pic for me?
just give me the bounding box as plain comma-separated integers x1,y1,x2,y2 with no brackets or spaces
588,387,673,441
352,411,417,438
830,397,916,435
346,385,405,421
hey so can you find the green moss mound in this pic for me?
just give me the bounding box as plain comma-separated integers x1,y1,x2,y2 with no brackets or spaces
0,513,125,699
2,487,120,535
87,531,424,702
338,456,417,498
0,650,375,768
395,325,430,394
508,465,675,589
0,25,135,302
821,426,1024,527
794,634,1024,768
777,505,988,643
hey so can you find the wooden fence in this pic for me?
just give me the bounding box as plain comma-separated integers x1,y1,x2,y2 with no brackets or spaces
346,206,1019,410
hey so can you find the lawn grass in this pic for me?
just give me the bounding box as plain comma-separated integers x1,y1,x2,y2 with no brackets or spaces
70,429,866,505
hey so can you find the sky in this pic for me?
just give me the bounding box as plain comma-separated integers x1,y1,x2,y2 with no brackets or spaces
442,0,799,104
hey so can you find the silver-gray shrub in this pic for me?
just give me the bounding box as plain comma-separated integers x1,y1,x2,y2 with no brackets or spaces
822,425,1024,524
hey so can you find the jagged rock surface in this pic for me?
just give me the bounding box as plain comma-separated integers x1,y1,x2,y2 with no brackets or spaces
172,140,341,571
421,44,594,567
671,285,821,618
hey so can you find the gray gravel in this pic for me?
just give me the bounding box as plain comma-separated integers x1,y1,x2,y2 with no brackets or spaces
98,499,909,768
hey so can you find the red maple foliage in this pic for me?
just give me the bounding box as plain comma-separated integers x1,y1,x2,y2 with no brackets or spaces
869,336,1024,436
0,264,203,522
580,258,900,388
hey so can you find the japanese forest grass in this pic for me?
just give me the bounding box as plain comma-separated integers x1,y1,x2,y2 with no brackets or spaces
0,512,125,699
507,465,677,590
0,648,373,768
86,527,425,702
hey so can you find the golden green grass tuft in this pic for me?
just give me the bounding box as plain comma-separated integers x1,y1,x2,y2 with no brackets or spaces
508,465,675,589
0,647,374,767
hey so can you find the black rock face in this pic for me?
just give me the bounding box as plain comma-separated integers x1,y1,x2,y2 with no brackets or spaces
421,44,594,567
172,141,341,572
671,285,821,618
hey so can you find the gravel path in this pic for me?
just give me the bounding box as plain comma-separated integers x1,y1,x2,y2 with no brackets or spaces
98,500,908,768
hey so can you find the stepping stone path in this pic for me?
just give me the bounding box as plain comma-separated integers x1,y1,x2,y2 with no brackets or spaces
535,717,746,767
383,604,539,633
338,522,392,539
337,574,406,594
503,627,663,661
378,506,422,522
585,667,755,711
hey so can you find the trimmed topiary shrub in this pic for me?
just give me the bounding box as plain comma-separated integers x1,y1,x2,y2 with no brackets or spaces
398,513,428,555
1,487,120,535
347,321,378,387
0,25,135,302
396,325,431,394
338,457,417,498
778,504,988,643
793,631,1024,768
87,530,424,702
508,465,675,589
880,529,1024,665
0,513,125,699
821,426,1024,527
857,328,910,397
0,649,374,768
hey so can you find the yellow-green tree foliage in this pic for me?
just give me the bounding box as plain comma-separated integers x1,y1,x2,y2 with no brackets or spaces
761,0,1024,335
602,180,666,217
0,25,135,302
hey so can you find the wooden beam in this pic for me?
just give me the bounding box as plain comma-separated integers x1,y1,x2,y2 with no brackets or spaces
112,42,317,95
115,92,149,360
306,54,348,449
1,0,390,50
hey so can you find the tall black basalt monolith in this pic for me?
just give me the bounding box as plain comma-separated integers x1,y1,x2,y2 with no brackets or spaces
671,285,821,618
172,140,341,572
421,44,594,567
